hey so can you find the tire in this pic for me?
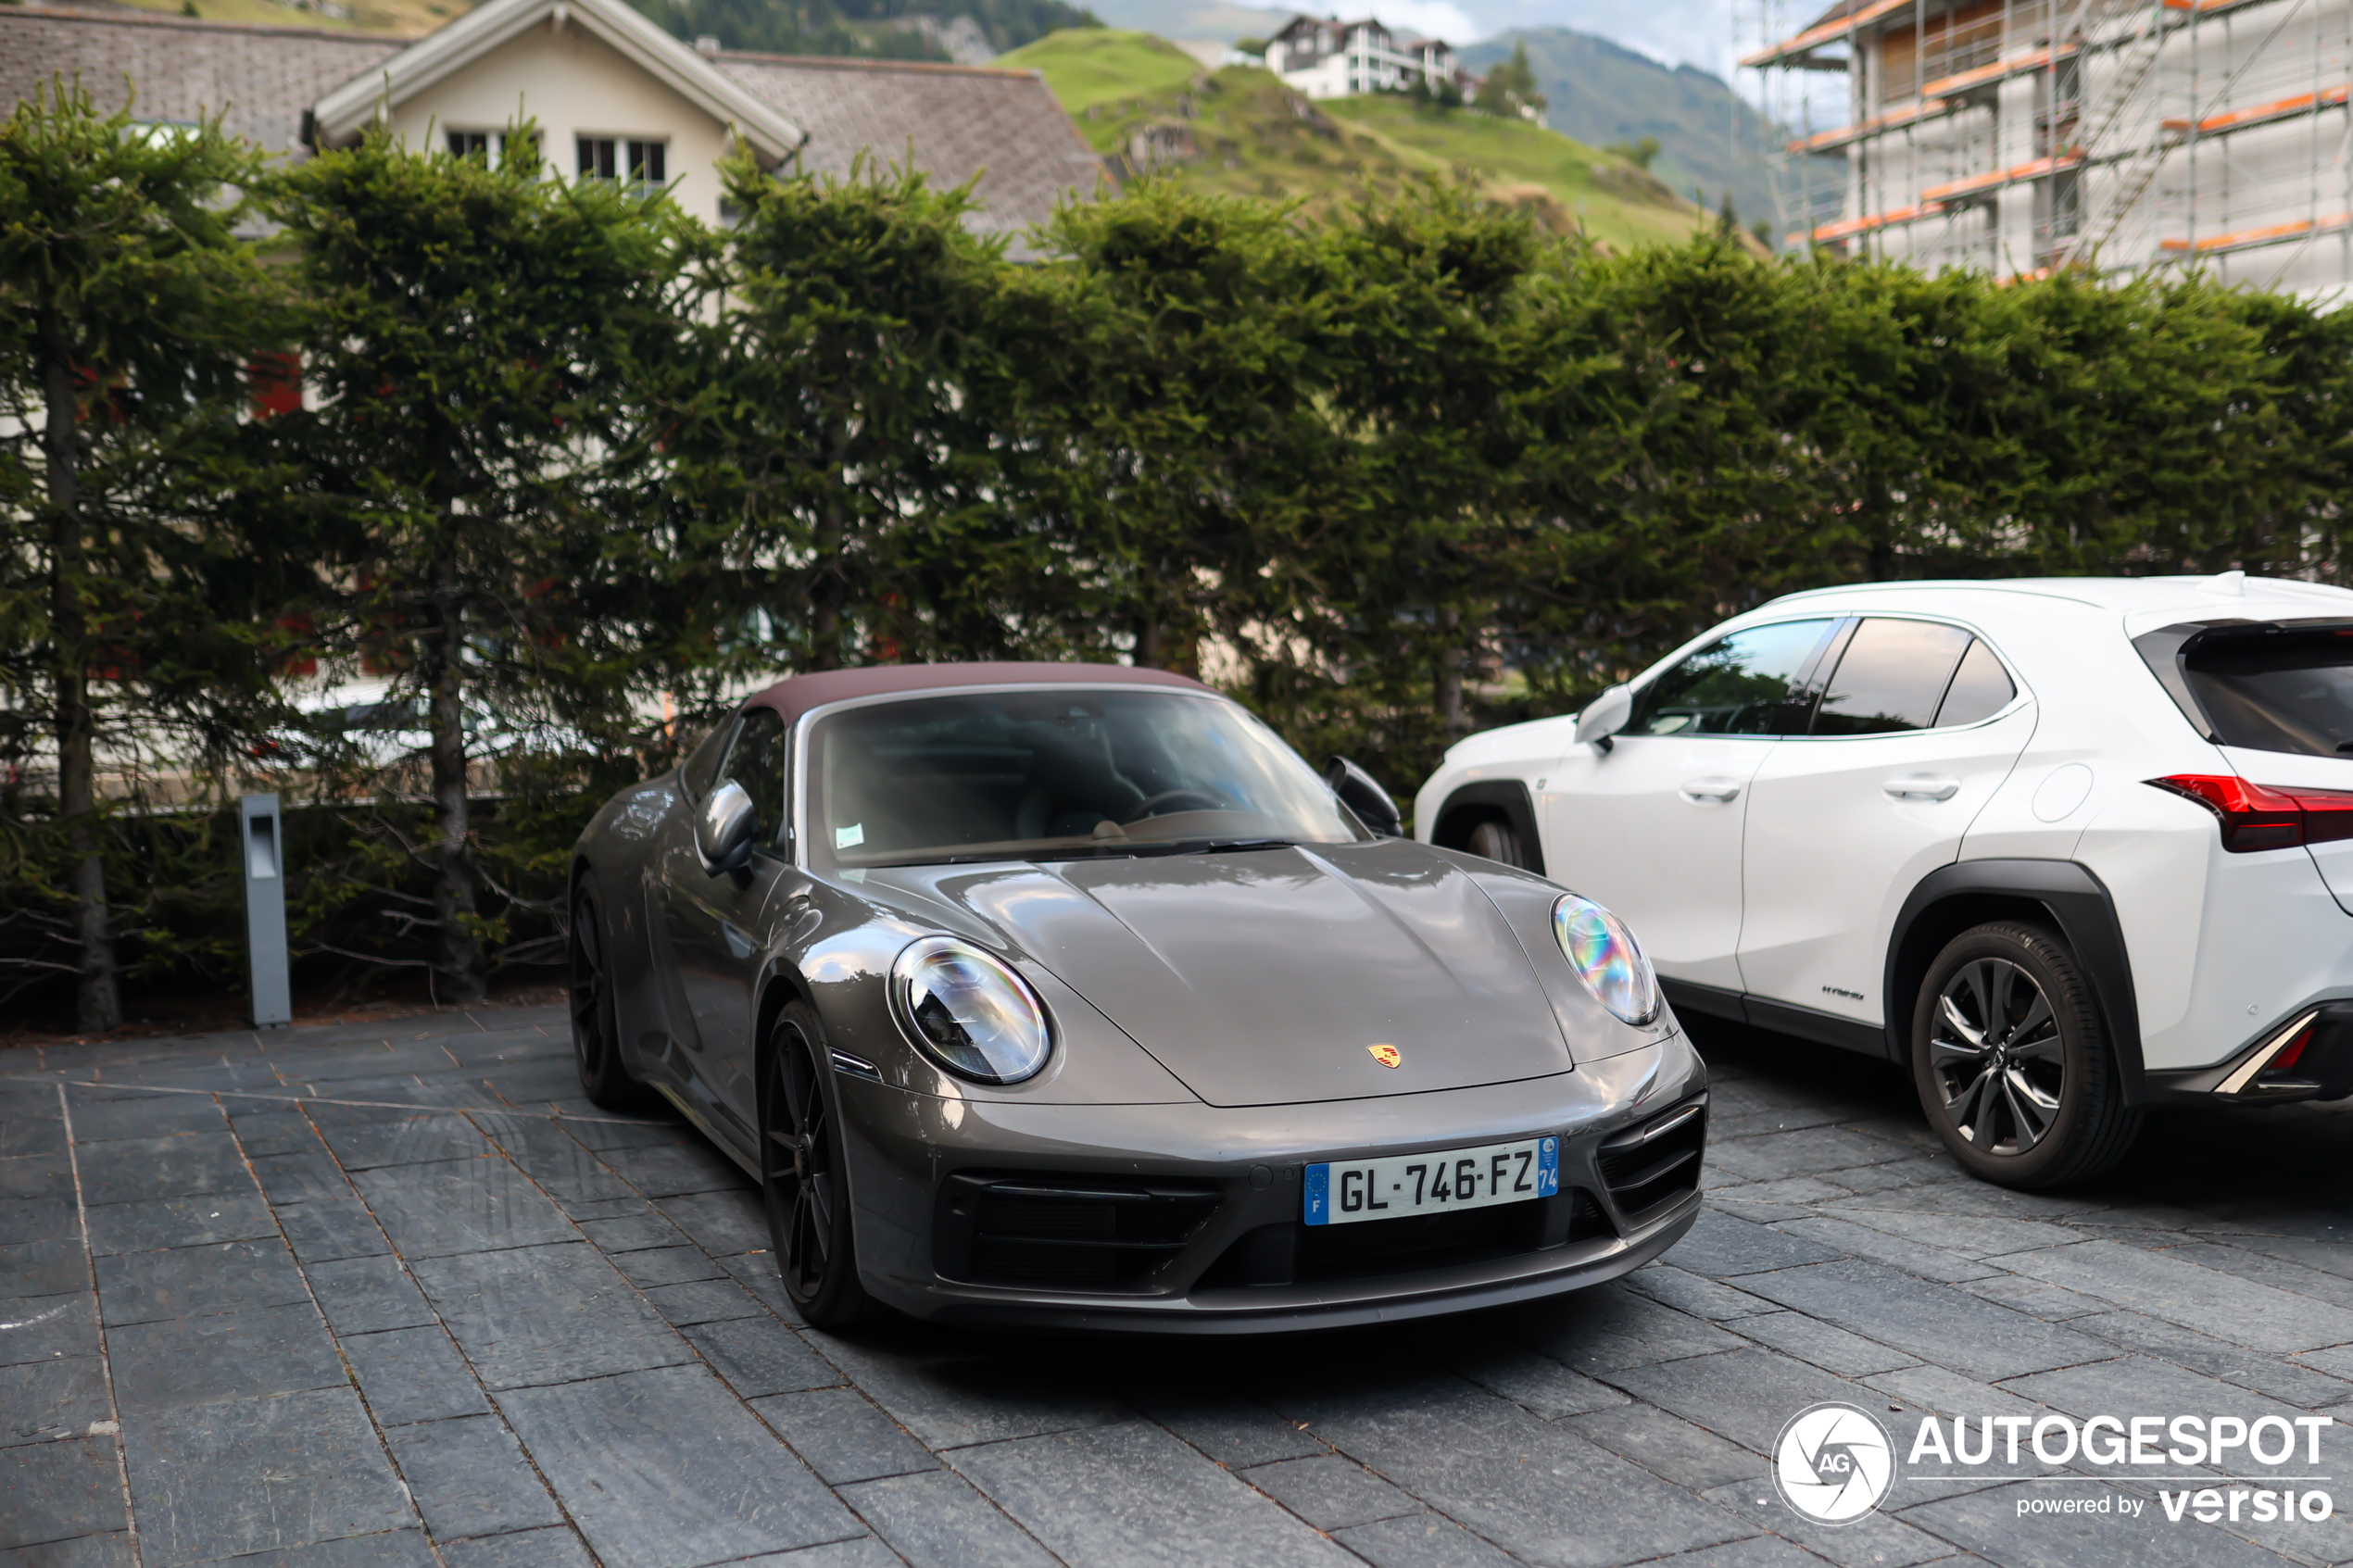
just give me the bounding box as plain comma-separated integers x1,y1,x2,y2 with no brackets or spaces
761,1001,869,1327
570,879,659,1114
1463,817,1529,870
1909,921,2142,1189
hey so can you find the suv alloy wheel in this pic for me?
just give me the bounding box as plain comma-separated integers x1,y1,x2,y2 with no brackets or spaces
1910,922,2142,1188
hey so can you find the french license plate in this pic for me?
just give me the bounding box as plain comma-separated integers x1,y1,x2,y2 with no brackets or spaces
1303,1136,1558,1227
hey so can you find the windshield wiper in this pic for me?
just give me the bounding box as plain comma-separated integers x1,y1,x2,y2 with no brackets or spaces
1173,837,1297,854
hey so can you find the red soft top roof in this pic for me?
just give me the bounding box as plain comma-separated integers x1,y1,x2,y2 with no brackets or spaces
743,661,1210,727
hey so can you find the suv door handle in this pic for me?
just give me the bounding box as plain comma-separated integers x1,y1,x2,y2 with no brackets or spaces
1884,775,1961,802
1679,777,1743,804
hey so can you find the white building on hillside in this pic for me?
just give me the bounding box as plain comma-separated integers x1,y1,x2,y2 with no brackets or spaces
1265,15,1461,99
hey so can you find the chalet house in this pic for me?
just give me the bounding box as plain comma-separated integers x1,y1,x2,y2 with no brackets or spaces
0,0,1103,249
1264,14,1460,101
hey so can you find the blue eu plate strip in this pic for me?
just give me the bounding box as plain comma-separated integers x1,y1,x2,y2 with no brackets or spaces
1304,1163,1330,1226
1302,1136,1558,1225
1539,1136,1560,1196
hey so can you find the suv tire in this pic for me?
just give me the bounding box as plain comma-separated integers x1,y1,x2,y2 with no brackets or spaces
1909,922,2141,1188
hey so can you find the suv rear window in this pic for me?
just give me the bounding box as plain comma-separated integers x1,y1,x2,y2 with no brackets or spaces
2184,627,2353,757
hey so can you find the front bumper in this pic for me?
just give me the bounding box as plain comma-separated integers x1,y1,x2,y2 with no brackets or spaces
837,1035,1708,1333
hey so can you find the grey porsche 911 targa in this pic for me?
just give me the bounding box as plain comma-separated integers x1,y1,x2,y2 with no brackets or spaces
567,662,1706,1332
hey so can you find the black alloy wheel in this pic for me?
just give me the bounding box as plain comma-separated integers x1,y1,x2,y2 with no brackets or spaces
570,882,655,1113
1910,921,2140,1188
762,1002,868,1326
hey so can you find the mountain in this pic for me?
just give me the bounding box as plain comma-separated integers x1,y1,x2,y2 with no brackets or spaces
1079,0,1288,44
1458,27,1841,248
1002,28,1722,251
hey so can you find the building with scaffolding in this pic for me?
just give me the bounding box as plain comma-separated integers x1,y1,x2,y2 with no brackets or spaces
1739,0,2353,298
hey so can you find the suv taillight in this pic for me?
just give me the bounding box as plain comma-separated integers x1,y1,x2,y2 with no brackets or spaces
2147,774,2353,852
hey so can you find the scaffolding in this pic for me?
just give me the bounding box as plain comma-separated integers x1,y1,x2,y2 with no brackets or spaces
1737,0,2353,299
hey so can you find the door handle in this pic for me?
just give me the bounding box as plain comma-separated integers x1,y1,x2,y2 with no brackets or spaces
1679,777,1743,805
1884,775,1961,802
722,922,757,960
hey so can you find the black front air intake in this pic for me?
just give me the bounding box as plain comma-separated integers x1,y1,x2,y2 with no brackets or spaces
934,1173,1220,1292
1197,1187,1611,1289
1597,1096,1706,1223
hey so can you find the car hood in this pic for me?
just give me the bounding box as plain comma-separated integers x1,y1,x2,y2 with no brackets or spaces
871,841,1578,1108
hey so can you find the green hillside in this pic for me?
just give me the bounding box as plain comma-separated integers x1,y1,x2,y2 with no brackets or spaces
1002,29,1717,251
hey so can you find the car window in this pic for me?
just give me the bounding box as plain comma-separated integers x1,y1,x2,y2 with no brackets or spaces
680,718,732,800
806,689,1362,870
1934,638,2017,728
1629,620,1840,737
1812,619,1974,735
2184,626,2353,757
719,709,788,847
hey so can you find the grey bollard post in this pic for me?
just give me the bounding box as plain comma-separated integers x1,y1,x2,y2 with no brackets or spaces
240,794,292,1028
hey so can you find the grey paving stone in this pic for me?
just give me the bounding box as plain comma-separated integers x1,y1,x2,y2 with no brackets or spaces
109,1301,346,1415
1818,1205,2101,1259
1240,1454,1417,1530
573,1212,690,1253
642,1278,762,1326
1138,1402,1324,1467
1815,1180,2105,1223
352,1159,573,1260
226,1110,324,1160
1703,1482,1953,1568
545,1115,689,1153
84,1193,279,1257
1644,1540,1839,1568
733,1539,899,1568
1506,1282,1749,1375
0,1156,74,1200
1627,1264,1782,1321
682,1318,840,1399
1330,1512,1521,1568
384,1415,564,1540
2074,1311,2353,1410
1734,1261,2115,1382
0,1436,125,1549
1962,1273,2112,1321
1445,1346,1631,1419
318,1115,490,1173
0,1355,107,1446
409,1243,691,1391
469,1140,635,1210
650,1191,768,1258
1604,1348,1870,1455
64,1093,226,1143
1734,1311,1920,1377
718,1252,801,1324
77,1133,252,1209
1669,1210,1845,1279
2167,1241,2353,1315
1819,1157,1951,1195
1565,1401,1770,1491
437,1527,596,1568
0,1527,140,1568
2000,1355,2315,1449
274,1201,393,1265
810,1336,1124,1450
753,1387,937,1485
593,1142,747,1198
94,1238,308,1326
1895,1478,2296,1568
248,1151,359,1206
496,1362,856,1568
123,1386,413,1568
954,1418,1359,1568
306,1256,435,1336
208,1527,441,1568
2004,1240,2353,1355
837,1469,1056,1568
610,1246,725,1287
0,1292,99,1367
0,1241,86,1299
0,1198,80,1247
1708,1126,1910,1184
341,1325,493,1427
1770,1216,2001,1284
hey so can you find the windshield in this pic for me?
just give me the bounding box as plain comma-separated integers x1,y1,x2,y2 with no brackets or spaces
806,689,1364,870
2185,627,2353,758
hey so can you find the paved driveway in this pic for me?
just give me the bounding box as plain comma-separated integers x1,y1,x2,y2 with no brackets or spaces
4,1006,2350,1568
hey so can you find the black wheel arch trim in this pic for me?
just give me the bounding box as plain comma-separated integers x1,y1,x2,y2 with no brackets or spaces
1882,859,2147,1106
1430,780,1546,876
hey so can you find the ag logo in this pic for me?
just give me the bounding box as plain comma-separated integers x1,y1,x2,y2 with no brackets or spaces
1367,1044,1403,1069
1772,1403,1894,1524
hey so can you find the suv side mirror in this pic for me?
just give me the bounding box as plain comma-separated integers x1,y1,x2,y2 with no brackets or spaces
1324,756,1403,837
1575,684,1634,752
697,780,758,875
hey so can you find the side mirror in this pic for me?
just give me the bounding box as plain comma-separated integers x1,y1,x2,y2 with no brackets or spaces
1324,756,1403,837
1575,684,1634,753
697,780,758,875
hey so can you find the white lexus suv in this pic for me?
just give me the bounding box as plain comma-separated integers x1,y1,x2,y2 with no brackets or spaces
1416,575,2353,1187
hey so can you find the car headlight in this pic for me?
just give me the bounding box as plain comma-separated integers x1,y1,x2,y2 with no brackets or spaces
888,936,1053,1085
1551,894,1660,1026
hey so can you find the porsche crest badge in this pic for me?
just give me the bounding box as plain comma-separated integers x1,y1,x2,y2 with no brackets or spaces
1367,1044,1403,1069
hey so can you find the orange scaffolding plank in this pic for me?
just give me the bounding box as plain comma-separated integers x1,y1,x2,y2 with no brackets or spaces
1789,97,1949,154
1741,0,1912,69
2159,212,2353,256
1921,153,2084,203
2163,84,2349,137
1791,201,1948,246
1788,45,2081,155
1920,44,2078,99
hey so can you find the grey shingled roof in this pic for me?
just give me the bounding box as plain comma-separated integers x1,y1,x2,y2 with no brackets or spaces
714,53,1105,252
0,4,403,160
